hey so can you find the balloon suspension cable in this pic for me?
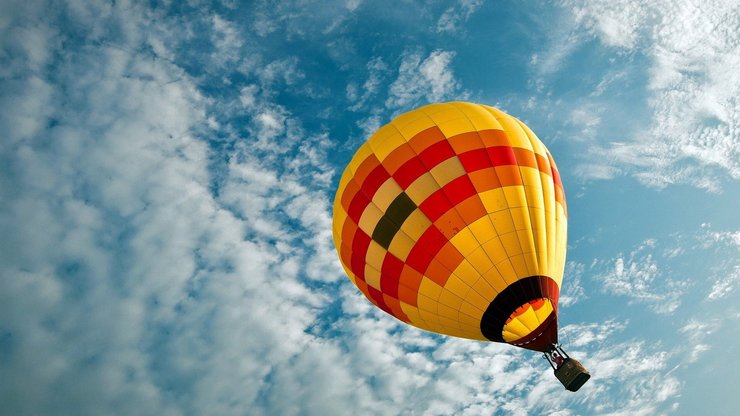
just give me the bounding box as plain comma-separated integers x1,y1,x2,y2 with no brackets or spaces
542,351,556,370
543,343,567,370
553,343,570,359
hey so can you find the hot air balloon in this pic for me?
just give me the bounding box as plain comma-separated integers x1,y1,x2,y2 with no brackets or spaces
332,102,590,391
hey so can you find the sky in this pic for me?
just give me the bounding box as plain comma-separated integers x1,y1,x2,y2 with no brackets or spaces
0,0,738,415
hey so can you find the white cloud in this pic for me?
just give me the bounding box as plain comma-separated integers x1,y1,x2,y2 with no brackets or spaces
347,56,389,111
345,0,362,12
211,14,243,66
696,224,740,300
699,226,740,249
352,50,466,148
564,0,645,50
546,321,681,414
1,12,214,414
560,0,740,190
239,84,259,108
436,0,484,34
585,225,738,313
258,57,305,88
248,0,365,38
386,50,462,109
559,261,587,307
0,2,714,415
0,74,55,146
679,320,718,363
560,320,626,348
0,1,59,144
324,297,681,415
573,163,621,180
568,106,602,138
528,11,584,82
0,2,341,414
706,265,739,300
592,239,688,314
580,341,680,415
356,114,382,139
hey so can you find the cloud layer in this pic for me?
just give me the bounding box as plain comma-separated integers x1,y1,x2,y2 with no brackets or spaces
1,1,735,415
558,0,740,190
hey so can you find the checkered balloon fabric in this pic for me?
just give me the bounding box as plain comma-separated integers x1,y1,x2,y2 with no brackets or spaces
332,102,567,352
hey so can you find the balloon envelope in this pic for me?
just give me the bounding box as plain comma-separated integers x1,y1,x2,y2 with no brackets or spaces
332,102,567,352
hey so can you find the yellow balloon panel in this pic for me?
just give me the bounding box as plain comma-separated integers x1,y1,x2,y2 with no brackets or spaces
333,102,568,351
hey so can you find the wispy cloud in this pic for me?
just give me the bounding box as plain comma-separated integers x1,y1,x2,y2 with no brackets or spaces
586,225,740,312
679,320,719,363
558,321,681,415
386,49,463,109
528,6,586,85
346,56,389,111
355,114,382,141
706,265,739,301
696,224,740,301
0,3,341,414
346,49,466,148
249,0,360,38
559,0,740,190
591,239,689,314
210,14,244,66
436,0,484,34
559,261,587,307
563,0,645,50
698,225,740,249
586,344,680,415
327,302,681,415
1,1,729,415
560,320,625,347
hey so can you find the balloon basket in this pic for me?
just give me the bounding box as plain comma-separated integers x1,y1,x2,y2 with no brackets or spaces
554,358,590,392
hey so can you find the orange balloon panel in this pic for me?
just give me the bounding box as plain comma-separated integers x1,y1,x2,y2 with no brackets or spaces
332,102,567,352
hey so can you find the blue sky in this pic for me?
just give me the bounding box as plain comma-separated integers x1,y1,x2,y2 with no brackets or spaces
1,0,738,415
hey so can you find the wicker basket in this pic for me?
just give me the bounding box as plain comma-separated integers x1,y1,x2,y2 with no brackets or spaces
554,358,591,392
